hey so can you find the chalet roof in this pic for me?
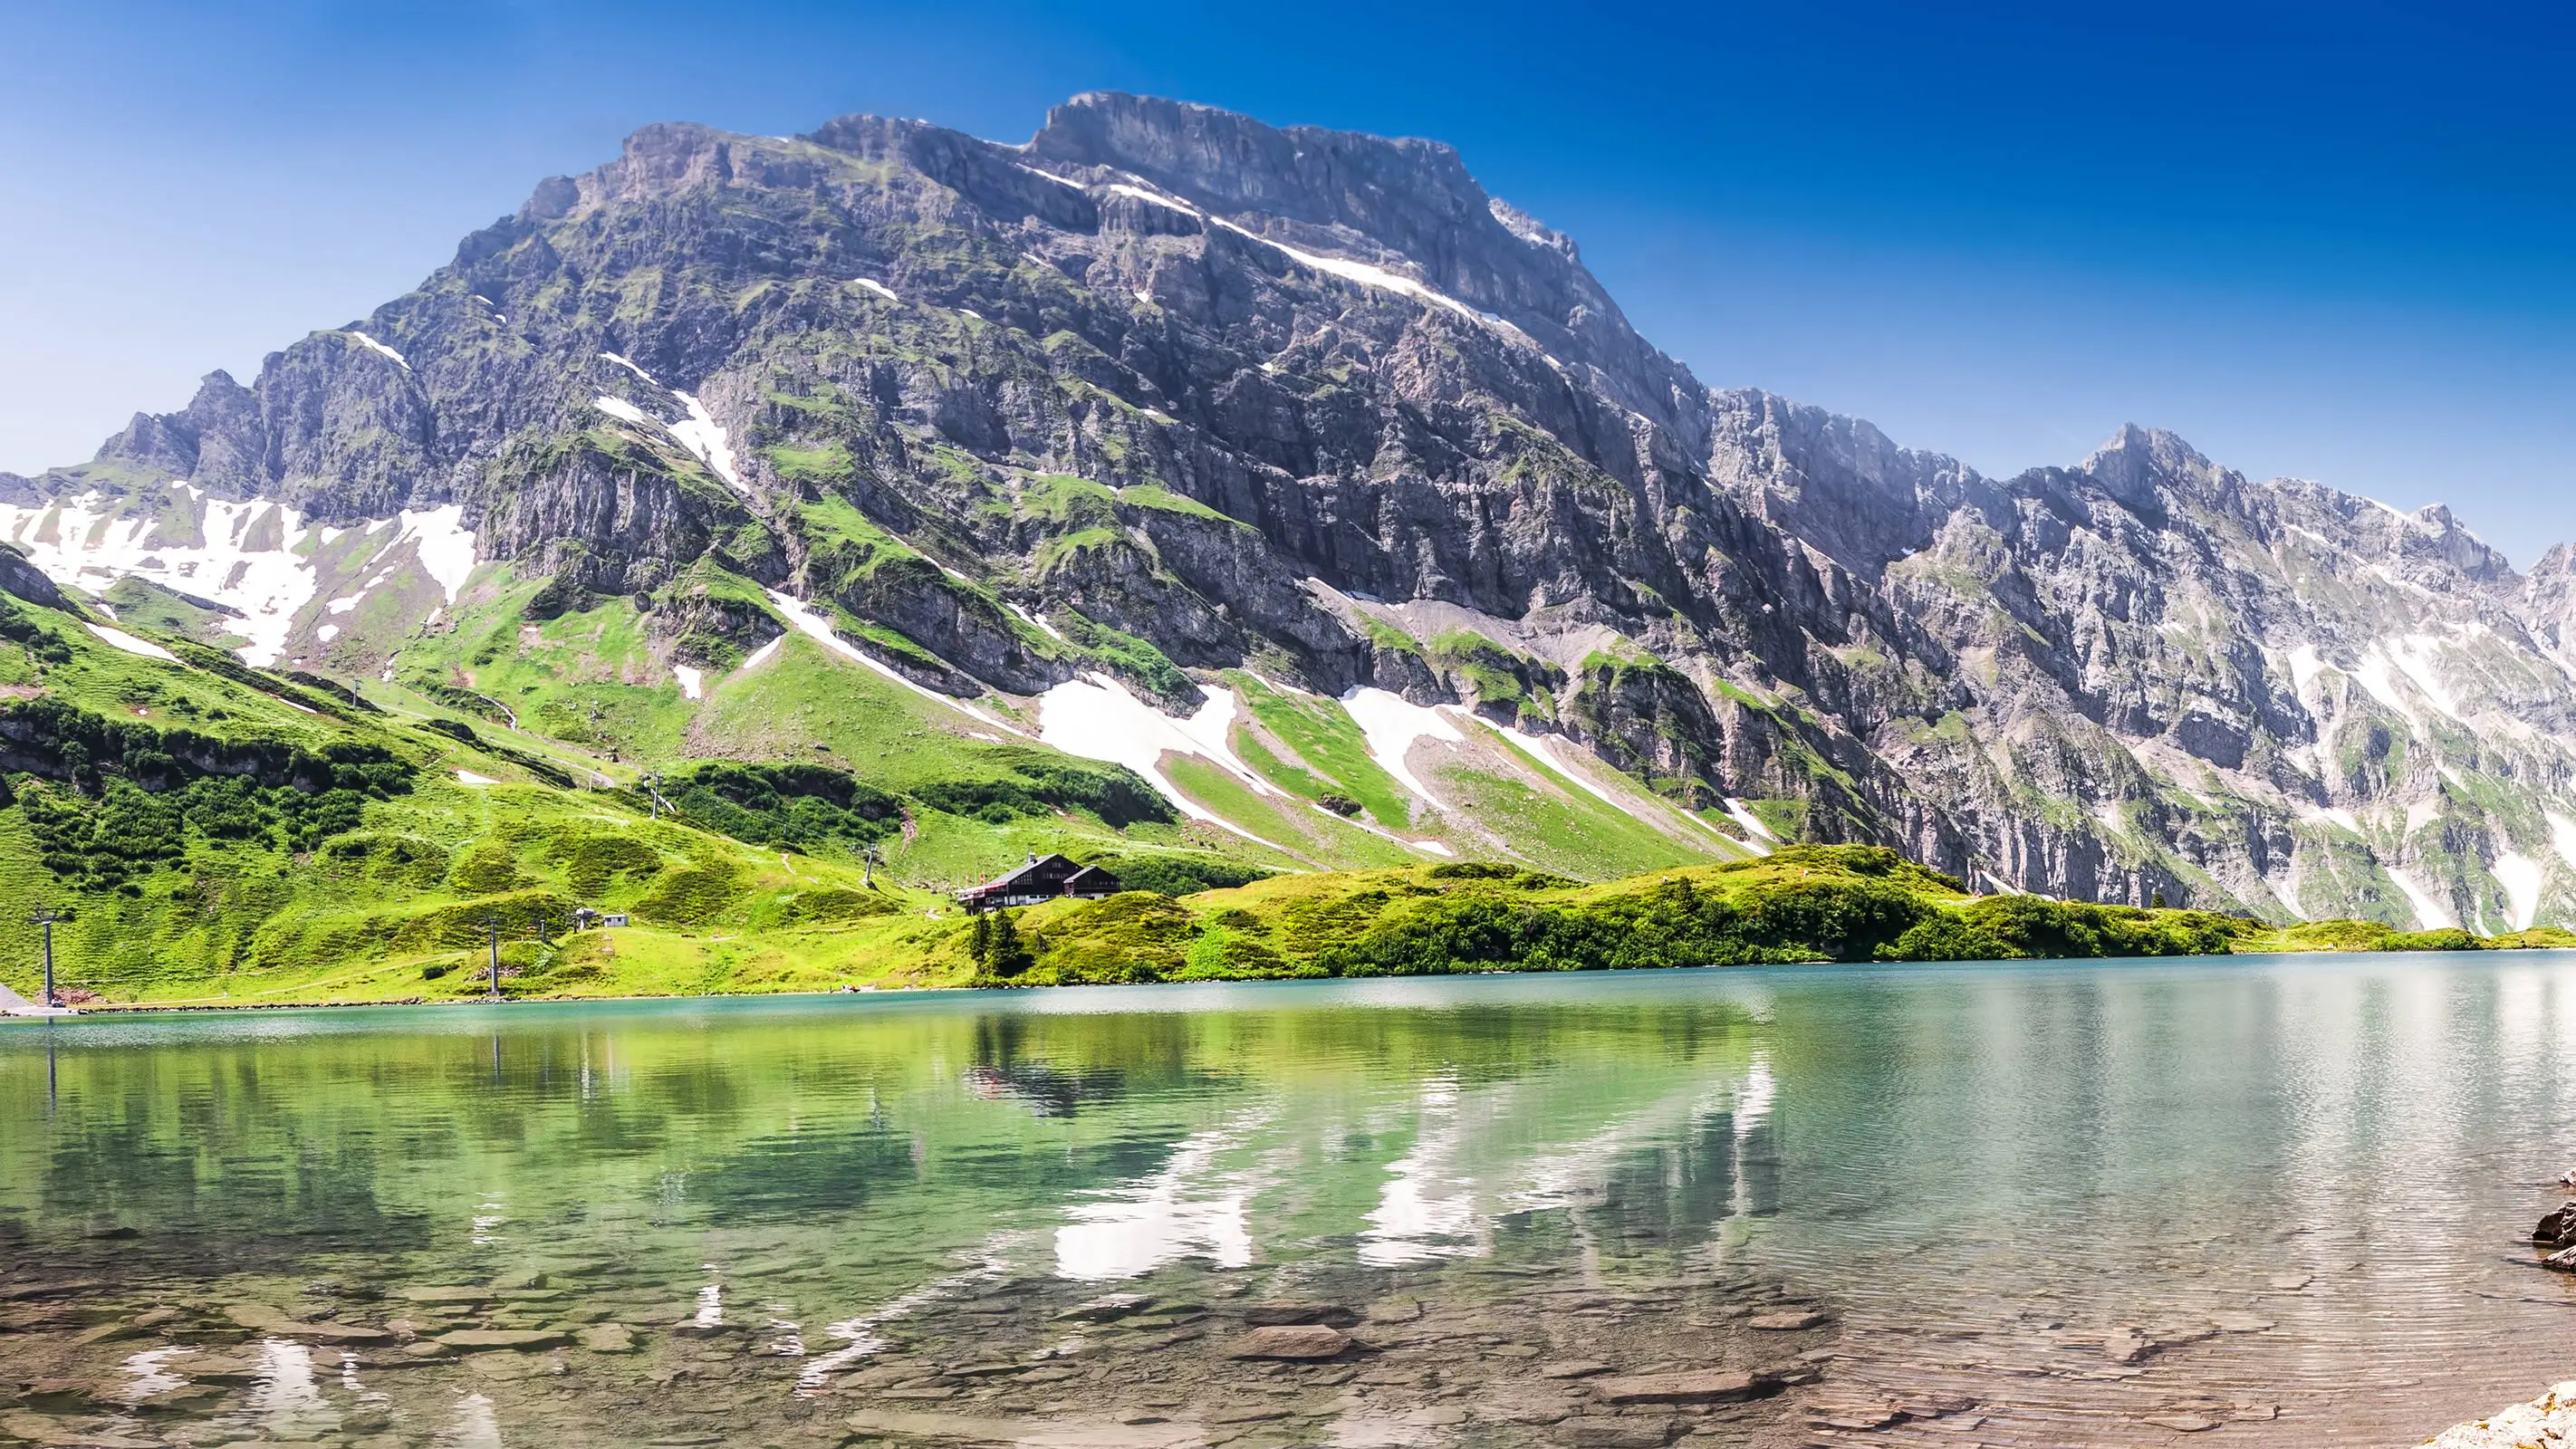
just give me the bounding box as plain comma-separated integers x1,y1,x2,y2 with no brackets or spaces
963,852,1080,896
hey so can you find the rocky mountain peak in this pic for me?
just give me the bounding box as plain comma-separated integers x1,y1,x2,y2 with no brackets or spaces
1030,91,1484,235
2073,423,2221,518
14,91,2576,934
1022,91,1694,424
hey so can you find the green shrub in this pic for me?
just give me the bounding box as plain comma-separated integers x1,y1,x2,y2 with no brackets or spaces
631,862,745,926
393,891,576,952
656,762,901,850
911,751,1172,828
0,699,413,883
1081,853,1272,897
1959,895,2235,957
321,832,452,888
449,840,525,896
549,831,664,897
783,888,899,924
1877,913,2020,962
969,907,1037,981
0,592,71,664
2380,927,2483,953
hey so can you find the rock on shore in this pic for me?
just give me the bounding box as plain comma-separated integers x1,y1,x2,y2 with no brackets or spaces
2422,1382,2576,1446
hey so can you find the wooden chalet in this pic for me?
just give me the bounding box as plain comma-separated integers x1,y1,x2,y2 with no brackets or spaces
956,853,1123,913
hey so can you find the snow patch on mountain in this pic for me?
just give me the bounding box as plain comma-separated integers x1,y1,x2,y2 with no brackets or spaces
2388,868,2457,930
1037,674,1288,848
1340,687,1462,808
85,622,178,662
1723,799,1779,856
346,331,409,369
1004,603,1065,642
389,508,476,603
2286,643,2326,701
600,352,658,385
2350,648,2420,730
2384,635,2465,720
0,489,325,666
1108,180,1201,216
668,393,745,493
593,389,746,494
2494,853,2542,932
1485,718,1708,843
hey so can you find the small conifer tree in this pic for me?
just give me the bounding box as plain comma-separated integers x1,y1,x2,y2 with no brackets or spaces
985,908,1035,977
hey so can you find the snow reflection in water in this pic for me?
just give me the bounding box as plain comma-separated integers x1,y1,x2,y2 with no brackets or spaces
115,1345,193,1404
1360,1077,1485,1266
245,1337,335,1440
797,1238,1021,1392
434,1391,504,1449
1054,1114,1268,1281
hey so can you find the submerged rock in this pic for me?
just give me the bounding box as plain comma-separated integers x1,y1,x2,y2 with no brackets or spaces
1590,1368,1773,1405
1242,1301,1357,1327
1550,1414,1680,1447
1054,1292,1154,1322
1222,1324,1351,1359
434,1329,572,1351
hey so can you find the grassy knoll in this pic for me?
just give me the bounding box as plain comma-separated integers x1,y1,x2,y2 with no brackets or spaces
954,847,2576,989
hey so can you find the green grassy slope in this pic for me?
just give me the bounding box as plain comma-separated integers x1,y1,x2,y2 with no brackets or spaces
0,578,1274,1007
1,555,2556,1013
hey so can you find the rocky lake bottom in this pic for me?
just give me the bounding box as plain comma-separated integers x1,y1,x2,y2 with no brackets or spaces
7,958,2576,1447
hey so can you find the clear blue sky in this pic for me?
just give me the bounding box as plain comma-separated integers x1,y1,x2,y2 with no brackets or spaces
6,1,2573,560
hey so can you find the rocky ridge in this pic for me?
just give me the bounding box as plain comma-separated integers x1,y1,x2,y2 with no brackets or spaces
13,90,2576,925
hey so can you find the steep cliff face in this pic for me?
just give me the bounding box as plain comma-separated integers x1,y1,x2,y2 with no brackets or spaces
13,91,2576,924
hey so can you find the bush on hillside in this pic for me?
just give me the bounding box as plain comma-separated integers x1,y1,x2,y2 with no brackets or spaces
548,831,664,897
2380,927,2482,952
655,761,901,850
0,593,71,664
911,752,1172,829
631,861,746,926
782,888,899,924
3,702,416,884
1080,853,1273,897
320,831,454,888
449,840,526,896
1956,894,2236,957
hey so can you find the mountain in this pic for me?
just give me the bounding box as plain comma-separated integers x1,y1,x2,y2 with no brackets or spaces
6,89,2574,956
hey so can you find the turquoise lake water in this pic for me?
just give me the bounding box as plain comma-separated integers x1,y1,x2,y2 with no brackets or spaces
4,954,2572,1447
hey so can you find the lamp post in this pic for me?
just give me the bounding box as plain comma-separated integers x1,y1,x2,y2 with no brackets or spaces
27,907,62,1008
482,913,503,1001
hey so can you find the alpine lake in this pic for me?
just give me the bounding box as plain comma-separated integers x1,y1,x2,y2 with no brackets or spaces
5,954,2575,1449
